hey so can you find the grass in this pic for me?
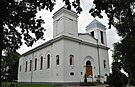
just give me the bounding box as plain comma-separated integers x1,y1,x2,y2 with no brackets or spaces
17,83,63,87
2,82,65,87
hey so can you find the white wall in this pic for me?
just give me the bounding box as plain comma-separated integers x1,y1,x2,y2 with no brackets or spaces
63,39,80,82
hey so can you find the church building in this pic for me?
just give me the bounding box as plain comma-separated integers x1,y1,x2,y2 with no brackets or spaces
18,7,110,83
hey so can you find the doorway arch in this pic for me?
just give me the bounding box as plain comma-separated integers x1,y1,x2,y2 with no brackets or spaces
84,56,95,82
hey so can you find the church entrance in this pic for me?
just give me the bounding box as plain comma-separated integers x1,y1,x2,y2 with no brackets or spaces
86,60,92,78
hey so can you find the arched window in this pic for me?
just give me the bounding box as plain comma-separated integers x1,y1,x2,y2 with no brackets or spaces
47,54,50,68
35,58,37,70
103,60,106,68
56,55,59,65
69,55,74,65
30,60,32,71
25,61,27,72
40,56,43,69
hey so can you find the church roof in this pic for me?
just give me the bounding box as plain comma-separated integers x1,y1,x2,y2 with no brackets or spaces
52,6,78,18
86,19,106,30
78,33,97,40
21,34,109,56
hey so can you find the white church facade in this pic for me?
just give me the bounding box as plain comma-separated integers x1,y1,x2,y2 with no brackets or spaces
18,7,110,83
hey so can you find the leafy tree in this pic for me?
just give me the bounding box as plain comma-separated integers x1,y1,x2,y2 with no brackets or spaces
107,48,128,87
0,0,82,86
107,68,128,87
89,0,135,84
1,49,20,82
0,0,55,85
112,41,135,85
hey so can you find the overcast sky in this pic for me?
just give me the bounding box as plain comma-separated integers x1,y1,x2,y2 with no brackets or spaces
17,0,121,67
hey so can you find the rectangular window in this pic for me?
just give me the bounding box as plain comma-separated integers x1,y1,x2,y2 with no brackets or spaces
25,61,27,72
30,60,32,71
56,55,59,65
100,31,104,44
91,31,94,37
20,65,21,72
40,56,43,69
103,60,106,68
35,59,37,70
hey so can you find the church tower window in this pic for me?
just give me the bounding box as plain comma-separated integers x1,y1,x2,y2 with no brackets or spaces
103,60,106,68
30,60,32,71
91,31,94,37
25,61,27,72
69,55,74,65
35,58,37,70
100,31,104,44
40,56,43,69
47,54,50,68
56,55,59,65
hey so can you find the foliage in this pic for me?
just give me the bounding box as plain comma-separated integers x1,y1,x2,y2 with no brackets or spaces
89,0,135,83
1,49,20,81
107,68,128,87
0,0,55,85
129,78,135,86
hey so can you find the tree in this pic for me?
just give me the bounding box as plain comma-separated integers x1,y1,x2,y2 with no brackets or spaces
107,68,128,87
112,40,135,85
0,0,82,86
0,0,54,86
106,47,128,87
1,49,20,82
89,0,135,84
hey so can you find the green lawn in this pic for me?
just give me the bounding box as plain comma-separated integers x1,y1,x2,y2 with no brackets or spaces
2,82,65,87
17,83,64,87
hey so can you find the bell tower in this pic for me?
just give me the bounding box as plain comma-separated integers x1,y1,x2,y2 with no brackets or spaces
86,19,107,45
52,6,78,37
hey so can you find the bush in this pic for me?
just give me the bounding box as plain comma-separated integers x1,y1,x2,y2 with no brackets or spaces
80,82,95,86
107,68,128,87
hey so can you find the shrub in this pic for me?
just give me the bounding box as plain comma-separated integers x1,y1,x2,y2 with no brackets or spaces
107,68,127,87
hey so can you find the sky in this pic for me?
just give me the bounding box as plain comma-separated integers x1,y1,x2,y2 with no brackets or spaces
17,0,121,68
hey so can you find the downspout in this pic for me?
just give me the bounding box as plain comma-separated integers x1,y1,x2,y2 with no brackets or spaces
31,53,34,83
96,39,101,81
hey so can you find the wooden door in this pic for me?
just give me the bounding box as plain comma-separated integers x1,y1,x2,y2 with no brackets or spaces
86,61,92,77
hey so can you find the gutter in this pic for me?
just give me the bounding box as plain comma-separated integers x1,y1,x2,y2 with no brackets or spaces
96,39,101,81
